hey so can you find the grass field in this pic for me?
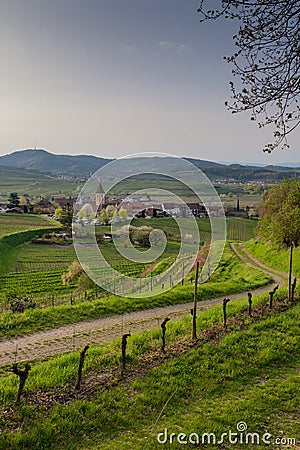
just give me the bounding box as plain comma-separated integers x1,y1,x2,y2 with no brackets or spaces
0,167,82,196
0,214,59,239
0,216,265,327
245,239,300,276
0,212,297,449
0,215,60,276
0,292,298,449
14,244,77,272
101,217,257,243
226,217,257,241
0,243,272,338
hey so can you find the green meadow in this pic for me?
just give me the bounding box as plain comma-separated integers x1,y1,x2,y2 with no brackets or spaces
0,291,298,449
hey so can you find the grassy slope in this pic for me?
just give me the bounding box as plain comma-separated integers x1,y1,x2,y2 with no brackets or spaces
0,215,60,275
0,244,272,339
245,239,300,276
0,214,60,239
115,217,258,243
0,167,81,196
0,293,299,449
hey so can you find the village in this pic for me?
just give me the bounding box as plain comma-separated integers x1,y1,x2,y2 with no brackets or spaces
0,181,257,224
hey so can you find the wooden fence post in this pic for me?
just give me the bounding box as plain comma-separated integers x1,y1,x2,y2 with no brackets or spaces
75,345,89,391
192,262,200,339
291,277,297,302
121,333,131,372
269,285,279,309
12,363,31,404
161,318,170,353
223,298,230,329
247,292,253,317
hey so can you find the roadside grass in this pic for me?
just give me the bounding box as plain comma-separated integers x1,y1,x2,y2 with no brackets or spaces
245,239,300,276
0,245,272,339
0,295,298,449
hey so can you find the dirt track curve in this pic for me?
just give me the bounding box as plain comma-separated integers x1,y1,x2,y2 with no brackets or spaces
0,243,287,367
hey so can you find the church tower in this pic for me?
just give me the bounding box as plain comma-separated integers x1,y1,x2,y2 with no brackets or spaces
96,182,106,207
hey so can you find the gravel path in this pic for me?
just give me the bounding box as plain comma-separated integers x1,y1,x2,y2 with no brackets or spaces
230,242,287,284
0,244,285,367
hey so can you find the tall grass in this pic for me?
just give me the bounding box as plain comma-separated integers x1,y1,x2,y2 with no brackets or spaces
245,239,300,276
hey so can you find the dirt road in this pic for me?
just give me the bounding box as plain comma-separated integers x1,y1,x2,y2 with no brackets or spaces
0,244,285,367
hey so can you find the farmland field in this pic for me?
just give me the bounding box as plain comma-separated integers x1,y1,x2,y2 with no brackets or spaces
226,217,257,241
0,167,82,196
0,216,259,307
103,217,257,242
0,293,298,449
0,241,273,336
14,244,76,272
1,208,297,450
0,214,59,238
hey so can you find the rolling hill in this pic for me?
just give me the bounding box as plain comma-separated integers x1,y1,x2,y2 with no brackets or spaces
0,149,111,177
0,148,299,182
0,166,82,196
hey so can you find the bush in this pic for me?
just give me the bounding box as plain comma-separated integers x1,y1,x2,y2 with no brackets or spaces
6,290,36,313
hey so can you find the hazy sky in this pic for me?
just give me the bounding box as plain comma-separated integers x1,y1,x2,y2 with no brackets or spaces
0,0,299,164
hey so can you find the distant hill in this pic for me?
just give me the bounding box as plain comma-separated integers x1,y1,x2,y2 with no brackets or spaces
220,160,300,168
0,149,111,177
0,148,299,182
202,163,300,182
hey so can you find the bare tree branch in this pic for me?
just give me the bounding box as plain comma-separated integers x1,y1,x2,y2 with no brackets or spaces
197,0,300,152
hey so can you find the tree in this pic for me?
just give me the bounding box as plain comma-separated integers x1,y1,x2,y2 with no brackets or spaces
8,192,20,208
19,196,29,213
129,225,153,248
62,260,95,290
55,207,63,219
197,1,300,152
57,207,73,227
106,205,116,221
77,204,94,224
100,208,109,225
258,179,300,300
118,208,127,220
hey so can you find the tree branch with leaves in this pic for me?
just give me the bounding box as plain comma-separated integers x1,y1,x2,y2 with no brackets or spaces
197,0,300,152
258,179,300,300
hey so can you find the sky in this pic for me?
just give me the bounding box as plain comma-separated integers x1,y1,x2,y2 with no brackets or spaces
0,0,299,165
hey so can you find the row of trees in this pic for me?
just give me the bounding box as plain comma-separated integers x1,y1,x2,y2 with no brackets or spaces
76,204,127,225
